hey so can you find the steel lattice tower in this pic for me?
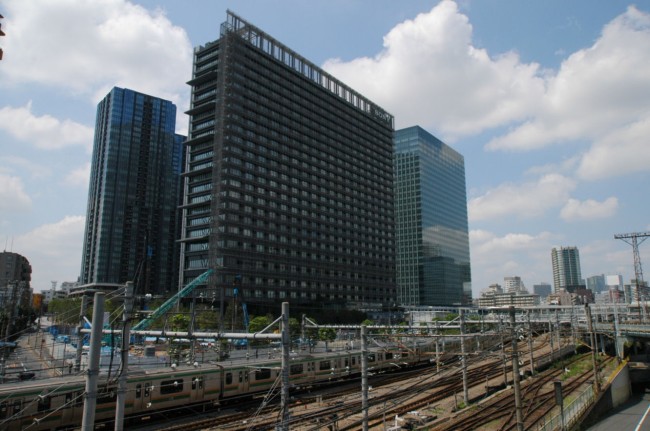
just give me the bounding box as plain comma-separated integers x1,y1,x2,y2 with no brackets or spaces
615,231,650,301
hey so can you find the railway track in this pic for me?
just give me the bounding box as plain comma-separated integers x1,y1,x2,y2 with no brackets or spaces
432,353,615,431
129,335,568,431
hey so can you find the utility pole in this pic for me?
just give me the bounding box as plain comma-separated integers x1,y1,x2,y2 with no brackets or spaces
81,292,105,431
510,307,524,431
75,294,90,373
115,282,134,431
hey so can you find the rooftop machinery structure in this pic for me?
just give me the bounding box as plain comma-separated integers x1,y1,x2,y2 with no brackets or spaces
615,231,650,302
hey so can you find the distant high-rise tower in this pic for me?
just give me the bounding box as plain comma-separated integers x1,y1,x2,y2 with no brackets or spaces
504,276,526,294
179,12,396,312
81,87,183,295
551,246,583,293
394,126,471,306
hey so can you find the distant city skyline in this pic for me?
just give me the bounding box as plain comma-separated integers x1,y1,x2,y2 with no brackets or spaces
1,1,649,294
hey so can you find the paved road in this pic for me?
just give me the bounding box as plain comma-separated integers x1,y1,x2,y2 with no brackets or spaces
587,391,650,431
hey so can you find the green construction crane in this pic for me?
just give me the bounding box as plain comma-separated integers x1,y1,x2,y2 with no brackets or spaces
132,269,213,331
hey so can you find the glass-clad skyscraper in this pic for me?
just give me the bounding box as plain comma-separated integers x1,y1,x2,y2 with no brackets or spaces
394,126,471,306
179,12,396,312
81,87,183,295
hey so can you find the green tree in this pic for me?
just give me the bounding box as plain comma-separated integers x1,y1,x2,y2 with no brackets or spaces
170,313,190,331
318,327,337,342
248,315,272,333
195,307,219,331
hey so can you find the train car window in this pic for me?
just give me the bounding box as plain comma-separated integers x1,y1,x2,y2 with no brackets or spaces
66,393,73,405
13,400,21,414
0,402,7,419
136,384,142,398
367,353,376,362
37,396,51,412
245,371,249,382
192,377,198,390
344,358,349,367
160,379,184,395
385,352,393,360
289,364,303,375
352,357,356,366
402,352,409,357
199,377,204,389
97,389,117,404
144,383,151,397
238,371,243,383
226,373,233,385
76,391,84,406
255,368,271,380
319,360,330,370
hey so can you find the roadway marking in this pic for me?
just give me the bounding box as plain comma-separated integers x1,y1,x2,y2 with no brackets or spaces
634,402,650,431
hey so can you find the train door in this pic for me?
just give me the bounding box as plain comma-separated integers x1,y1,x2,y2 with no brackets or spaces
238,369,250,393
134,382,153,411
191,375,205,402
61,392,76,423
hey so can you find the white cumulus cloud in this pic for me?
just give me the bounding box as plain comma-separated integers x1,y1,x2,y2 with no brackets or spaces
0,0,192,127
63,163,91,188
0,102,93,150
13,215,86,291
560,197,618,222
322,1,545,137
487,6,650,169
469,229,555,293
577,117,650,180
469,174,576,222
0,173,32,213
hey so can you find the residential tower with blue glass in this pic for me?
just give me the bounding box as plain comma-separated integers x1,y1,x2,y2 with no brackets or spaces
80,87,184,295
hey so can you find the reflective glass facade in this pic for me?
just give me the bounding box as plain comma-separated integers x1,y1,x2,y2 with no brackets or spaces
394,126,471,306
179,12,396,311
81,87,183,295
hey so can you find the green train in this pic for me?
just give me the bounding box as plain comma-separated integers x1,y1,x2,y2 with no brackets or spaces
0,345,422,430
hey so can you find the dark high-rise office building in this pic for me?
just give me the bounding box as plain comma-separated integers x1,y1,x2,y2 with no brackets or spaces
81,87,183,295
180,12,396,311
394,126,471,306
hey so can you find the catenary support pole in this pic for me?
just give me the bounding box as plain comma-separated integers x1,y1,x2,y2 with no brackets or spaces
585,304,600,393
361,325,369,431
460,309,469,407
278,302,290,431
435,320,441,374
81,292,105,431
510,307,524,431
115,282,134,431
75,294,89,373
527,311,535,376
500,316,508,386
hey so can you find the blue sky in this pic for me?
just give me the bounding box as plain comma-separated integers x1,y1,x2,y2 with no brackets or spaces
1,0,649,296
